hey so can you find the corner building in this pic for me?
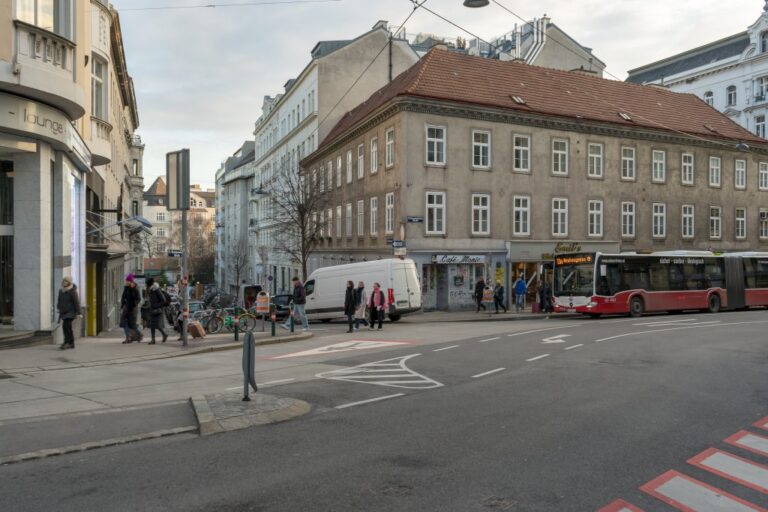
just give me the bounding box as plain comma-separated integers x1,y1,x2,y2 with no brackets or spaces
302,48,768,311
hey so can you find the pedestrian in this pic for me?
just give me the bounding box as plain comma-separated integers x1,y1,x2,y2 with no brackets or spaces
140,284,151,333
493,280,507,313
540,279,553,313
146,278,168,344
368,282,387,330
354,281,369,330
282,276,309,331
514,274,527,312
344,280,356,333
56,276,81,350
120,273,142,343
474,278,487,312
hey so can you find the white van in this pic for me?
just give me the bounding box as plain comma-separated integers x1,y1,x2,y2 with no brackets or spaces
304,258,421,322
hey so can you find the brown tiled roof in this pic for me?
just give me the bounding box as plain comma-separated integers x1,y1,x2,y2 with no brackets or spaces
144,176,166,197
321,48,765,149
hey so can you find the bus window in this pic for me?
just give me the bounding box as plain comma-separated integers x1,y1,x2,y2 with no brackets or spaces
668,264,686,291
685,263,707,290
648,260,669,291
622,258,649,291
704,258,724,288
745,259,768,288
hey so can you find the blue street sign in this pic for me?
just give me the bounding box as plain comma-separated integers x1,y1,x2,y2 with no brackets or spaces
406,216,424,223
392,240,405,248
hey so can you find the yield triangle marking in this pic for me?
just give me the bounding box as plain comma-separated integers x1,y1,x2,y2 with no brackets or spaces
316,354,443,389
271,340,409,359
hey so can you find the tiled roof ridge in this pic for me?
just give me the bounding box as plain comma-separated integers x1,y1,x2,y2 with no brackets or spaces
406,46,439,94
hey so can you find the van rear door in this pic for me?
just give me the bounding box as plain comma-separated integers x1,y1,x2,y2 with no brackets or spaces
404,261,421,309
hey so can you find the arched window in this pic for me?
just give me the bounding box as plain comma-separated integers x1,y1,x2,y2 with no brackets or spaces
761,31,768,53
726,85,737,106
704,91,714,106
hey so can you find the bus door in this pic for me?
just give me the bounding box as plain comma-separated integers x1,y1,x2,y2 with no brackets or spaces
724,257,744,309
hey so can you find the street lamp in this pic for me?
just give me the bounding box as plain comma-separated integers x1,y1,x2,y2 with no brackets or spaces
463,0,489,7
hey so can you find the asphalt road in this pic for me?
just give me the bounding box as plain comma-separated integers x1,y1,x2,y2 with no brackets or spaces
2,311,768,511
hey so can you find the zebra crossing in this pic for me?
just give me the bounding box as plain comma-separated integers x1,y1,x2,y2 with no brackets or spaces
315,353,443,390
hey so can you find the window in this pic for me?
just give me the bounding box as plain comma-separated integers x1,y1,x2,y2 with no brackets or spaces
345,203,352,236
471,194,489,235
426,192,446,235
327,161,333,189
704,91,714,106
709,156,721,187
552,139,568,175
312,169,317,190
425,125,446,165
709,206,722,239
758,77,768,99
588,143,603,178
357,144,364,179
327,208,333,237
16,0,73,39
319,210,325,237
652,150,666,182
357,200,364,236
760,209,768,239
552,198,568,236
513,196,530,236
91,55,108,120
319,166,325,192
370,137,378,174
370,197,378,235
682,204,695,239
621,202,635,238
735,208,746,239
385,192,394,234
336,156,342,187
385,128,394,168
588,200,603,237
472,130,491,169
346,151,352,184
726,85,737,106
621,147,636,180
513,135,530,172
156,227,166,238
652,203,666,238
336,205,342,238
760,162,768,190
682,153,694,185
763,31,768,53
756,116,766,138
735,159,746,189
156,212,165,222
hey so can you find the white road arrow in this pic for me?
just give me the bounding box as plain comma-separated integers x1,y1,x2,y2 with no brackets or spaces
542,334,571,344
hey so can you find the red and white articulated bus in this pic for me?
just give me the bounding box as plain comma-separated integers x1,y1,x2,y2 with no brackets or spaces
552,251,768,317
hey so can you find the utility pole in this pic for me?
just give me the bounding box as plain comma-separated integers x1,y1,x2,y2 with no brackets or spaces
181,208,188,346
166,148,190,347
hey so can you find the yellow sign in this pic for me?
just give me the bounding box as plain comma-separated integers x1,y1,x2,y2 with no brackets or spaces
256,292,270,314
555,255,593,266
482,287,494,303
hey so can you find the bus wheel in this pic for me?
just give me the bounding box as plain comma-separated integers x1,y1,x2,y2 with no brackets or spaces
707,294,721,313
388,314,402,322
629,297,644,318
587,313,602,319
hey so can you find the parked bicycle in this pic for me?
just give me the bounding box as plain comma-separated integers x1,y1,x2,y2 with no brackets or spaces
204,308,257,334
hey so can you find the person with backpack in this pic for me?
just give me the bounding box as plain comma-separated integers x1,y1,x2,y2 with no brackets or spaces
493,280,507,314
56,276,81,350
368,282,387,330
343,280,356,333
146,277,168,344
120,273,142,343
474,278,487,312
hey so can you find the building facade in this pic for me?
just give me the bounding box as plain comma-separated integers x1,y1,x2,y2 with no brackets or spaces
627,2,768,139
303,49,768,311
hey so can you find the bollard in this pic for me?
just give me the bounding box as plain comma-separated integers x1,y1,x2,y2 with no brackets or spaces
290,313,295,333
270,305,276,337
234,316,240,342
241,331,257,401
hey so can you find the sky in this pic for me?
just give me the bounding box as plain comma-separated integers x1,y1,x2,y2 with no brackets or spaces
111,0,767,189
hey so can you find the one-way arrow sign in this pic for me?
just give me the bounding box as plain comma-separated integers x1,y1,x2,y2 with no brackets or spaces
542,334,571,344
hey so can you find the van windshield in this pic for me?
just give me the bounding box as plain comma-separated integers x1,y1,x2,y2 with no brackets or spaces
304,280,314,295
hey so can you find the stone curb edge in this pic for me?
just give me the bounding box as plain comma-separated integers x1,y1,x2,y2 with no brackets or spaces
426,314,580,323
190,395,312,436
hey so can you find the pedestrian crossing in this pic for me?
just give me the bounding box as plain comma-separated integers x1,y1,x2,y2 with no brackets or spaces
598,417,768,511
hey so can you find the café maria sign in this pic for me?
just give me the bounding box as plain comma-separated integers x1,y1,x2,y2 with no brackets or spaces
433,254,486,264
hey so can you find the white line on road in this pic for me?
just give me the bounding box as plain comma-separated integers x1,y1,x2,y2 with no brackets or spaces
478,337,500,343
508,325,580,337
433,345,460,352
526,354,550,362
335,393,405,409
564,344,583,351
226,378,295,391
472,368,506,378
592,320,767,343
633,318,699,326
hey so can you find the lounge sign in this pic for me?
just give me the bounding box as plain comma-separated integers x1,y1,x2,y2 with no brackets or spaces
433,254,486,264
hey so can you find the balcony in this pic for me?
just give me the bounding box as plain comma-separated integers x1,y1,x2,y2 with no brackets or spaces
3,21,85,119
90,117,113,165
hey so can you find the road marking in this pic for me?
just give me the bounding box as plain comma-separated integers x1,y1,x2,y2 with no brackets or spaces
272,340,411,359
335,393,405,409
526,354,550,362
478,337,500,343
633,318,699,326
564,344,583,351
472,368,505,378
316,354,443,390
225,378,295,391
640,470,766,512
754,415,768,432
597,499,645,512
542,334,571,344
593,320,768,343
507,325,580,337
433,345,459,352
725,430,768,457
688,448,768,494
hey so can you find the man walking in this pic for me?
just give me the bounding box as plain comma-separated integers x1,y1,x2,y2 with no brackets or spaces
368,282,387,330
354,281,368,330
474,278,487,312
344,280,356,333
282,276,309,331
57,276,81,349
514,274,527,312
493,280,507,314
146,277,168,344
120,273,142,343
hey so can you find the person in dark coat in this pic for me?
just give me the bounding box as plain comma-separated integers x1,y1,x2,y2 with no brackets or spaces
120,273,142,343
146,278,168,344
344,280,356,333
474,278,487,312
57,276,81,350
493,280,507,314
368,282,387,330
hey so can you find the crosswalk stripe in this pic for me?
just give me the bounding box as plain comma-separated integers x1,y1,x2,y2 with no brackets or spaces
641,470,767,512
753,416,768,432
688,448,768,495
725,430,768,458
597,498,645,511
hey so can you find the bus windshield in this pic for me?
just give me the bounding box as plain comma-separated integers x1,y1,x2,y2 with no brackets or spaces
554,254,595,297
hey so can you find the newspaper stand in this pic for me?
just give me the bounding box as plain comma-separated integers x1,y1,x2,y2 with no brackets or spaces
256,292,270,332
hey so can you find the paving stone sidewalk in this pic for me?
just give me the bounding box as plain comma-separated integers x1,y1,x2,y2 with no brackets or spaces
192,392,311,435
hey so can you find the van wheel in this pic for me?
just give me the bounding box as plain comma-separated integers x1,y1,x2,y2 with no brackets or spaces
707,294,721,313
388,314,402,322
320,319,332,323
629,297,644,318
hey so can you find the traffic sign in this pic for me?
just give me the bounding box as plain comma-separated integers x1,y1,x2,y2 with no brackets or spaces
167,250,182,258
392,240,405,248
406,216,424,223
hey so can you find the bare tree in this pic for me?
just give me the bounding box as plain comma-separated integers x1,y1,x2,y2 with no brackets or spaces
257,244,270,286
230,238,249,305
142,233,156,259
187,212,216,283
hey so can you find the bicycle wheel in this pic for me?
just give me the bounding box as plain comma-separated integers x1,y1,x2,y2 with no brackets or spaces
206,316,224,334
238,314,257,332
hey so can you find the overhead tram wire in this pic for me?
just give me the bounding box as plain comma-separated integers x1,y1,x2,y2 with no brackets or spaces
117,0,342,12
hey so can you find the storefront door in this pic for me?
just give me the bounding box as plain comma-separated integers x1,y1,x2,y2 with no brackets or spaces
436,266,448,310
0,161,13,320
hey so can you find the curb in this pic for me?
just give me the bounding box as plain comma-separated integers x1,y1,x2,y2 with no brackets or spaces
417,313,580,323
191,393,312,436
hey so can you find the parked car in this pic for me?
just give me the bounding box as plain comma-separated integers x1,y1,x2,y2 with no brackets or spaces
271,294,293,321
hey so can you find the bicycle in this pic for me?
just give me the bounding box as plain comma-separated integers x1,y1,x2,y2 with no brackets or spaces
204,309,257,334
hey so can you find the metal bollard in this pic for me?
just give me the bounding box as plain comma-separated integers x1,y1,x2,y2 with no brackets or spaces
270,305,276,337
241,331,257,401
290,312,295,333
234,316,240,342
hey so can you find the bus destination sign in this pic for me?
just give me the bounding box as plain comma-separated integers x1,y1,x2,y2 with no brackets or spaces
555,254,593,266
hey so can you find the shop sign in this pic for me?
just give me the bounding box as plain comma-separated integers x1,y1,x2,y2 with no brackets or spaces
541,242,585,260
406,216,424,223
433,254,486,264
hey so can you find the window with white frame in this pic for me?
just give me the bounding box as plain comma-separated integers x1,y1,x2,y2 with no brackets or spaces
726,85,737,107
709,156,721,187
513,196,530,236
370,197,378,235
425,125,446,165
756,115,766,138
652,203,666,238
319,210,325,237
758,77,768,98
357,200,364,236
588,143,603,178
357,144,364,179
652,150,666,182
682,153,694,185
319,166,325,192
682,204,695,239
621,147,636,180
370,137,378,174
312,169,317,189
588,200,603,236
426,192,446,235
552,139,568,175
336,156,342,187
336,205,342,238
156,227,166,238
327,161,333,189
735,159,747,189
552,198,568,236
513,135,530,172
763,32,768,53
91,55,108,120
735,208,746,239
346,151,352,183
709,206,722,239
471,194,489,235
156,212,165,222
704,91,714,106
760,162,768,190
385,128,394,168
327,208,333,237
621,202,635,238
17,0,74,39
345,203,352,236
472,130,491,169
760,209,768,239
385,192,394,234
